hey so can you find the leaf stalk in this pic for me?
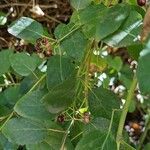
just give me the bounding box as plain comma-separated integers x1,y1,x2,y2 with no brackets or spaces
116,76,137,150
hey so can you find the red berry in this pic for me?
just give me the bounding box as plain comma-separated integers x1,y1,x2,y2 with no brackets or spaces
137,0,146,6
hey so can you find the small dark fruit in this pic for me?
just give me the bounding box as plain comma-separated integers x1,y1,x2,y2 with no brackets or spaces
83,112,90,124
57,114,65,123
35,37,53,57
44,50,53,57
137,0,146,6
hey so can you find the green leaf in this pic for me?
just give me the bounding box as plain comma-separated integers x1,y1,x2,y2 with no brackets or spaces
119,65,133,89
103,10,142,47
26,142,51,150
14,90,53,122
54,23,75,39
19,70,44,95
137,53,150,94
79,4,130,40
27,131,74,150
130,5,145,18
121,144,136,150
106,56,123,72
44,76,76,114
126,0,137,5
89,87,120,119
0,76,5,84
10,52,39,76
70,0,93,10
77,4,106,39
32,53,43,66
27,120,74,150
0,86,21,112
84,117,110,134
0,105,11,118
4,85,21,106
127,44,143,60
8,17,43,43
137,49,150,94
0,133,18,150
54,23,88,60
77,4,106,25
83,116,118,139
96,4,130,40
0,12,7,25
69,121,83,146
61,31,87,60
47,55,75,90
44,133,74,150
90,54,107,72
0,92,5,106
75,130,117,150
0,49,13,76
2,118,47,145
144,143,150,150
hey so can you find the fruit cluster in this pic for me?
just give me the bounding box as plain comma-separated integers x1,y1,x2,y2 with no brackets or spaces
35,37,53,57
137,0,146,6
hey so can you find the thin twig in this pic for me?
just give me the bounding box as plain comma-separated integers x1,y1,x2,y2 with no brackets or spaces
60,119,74,150
44,14,61,24
18,0,32,18
0,3,57,9
7,73,15,84
0,83,20,87
0,37,9,45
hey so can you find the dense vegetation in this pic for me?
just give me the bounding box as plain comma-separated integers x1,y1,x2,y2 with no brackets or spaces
0,0,150,150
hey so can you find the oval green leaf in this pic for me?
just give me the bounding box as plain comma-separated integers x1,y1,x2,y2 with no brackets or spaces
0,49,13,76
47,55,75,90
2,118,47,145
8,17,43,43
14,90,53,122
89,87,120,120
44,76,76,114
10,53,39,76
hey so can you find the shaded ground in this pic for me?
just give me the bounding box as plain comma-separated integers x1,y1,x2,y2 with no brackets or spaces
0,0,72,49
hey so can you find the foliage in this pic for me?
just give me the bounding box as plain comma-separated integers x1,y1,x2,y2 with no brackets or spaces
0,0,150,150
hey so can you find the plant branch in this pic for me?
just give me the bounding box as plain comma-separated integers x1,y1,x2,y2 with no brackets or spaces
57,25,82,43
44,14,61,24
0,83,20,87
84,45,92,108
74,41,94,111
60,119,74,150
116,76,137,150
7,73,15,84
28,74,46,93
0,3,57,9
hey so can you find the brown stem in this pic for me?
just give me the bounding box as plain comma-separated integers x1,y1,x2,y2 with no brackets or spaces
0,3,57,9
